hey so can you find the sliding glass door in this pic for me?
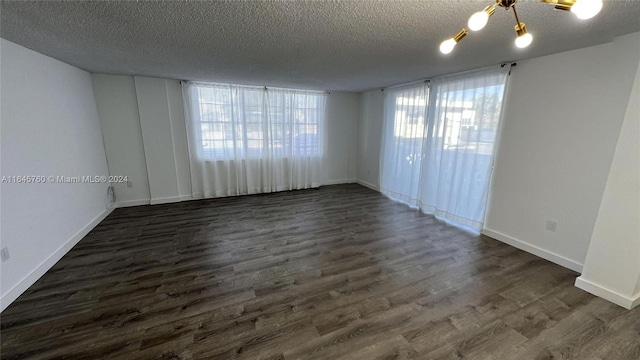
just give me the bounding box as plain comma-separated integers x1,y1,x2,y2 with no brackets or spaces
380,67,508,230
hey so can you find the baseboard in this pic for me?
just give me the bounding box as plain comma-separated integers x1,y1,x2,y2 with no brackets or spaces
149,196,182,205
481,228,583,273
1,206,114,312
123,185,358,205
634,291,640,309
116,199,150,208
575,277,639,310
118,196,196,207
356,179,379,191
322,179,357,186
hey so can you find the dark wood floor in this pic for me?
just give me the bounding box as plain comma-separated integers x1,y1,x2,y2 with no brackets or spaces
1,184,639,359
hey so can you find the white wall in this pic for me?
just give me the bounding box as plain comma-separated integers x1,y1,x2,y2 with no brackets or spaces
483,32,640,272
166,80,192,198
324,92,360,184
134,77,182,204
1,39,111,311
92,76,192,206
356,90,385,189
92,75,361,205
575,57,640,309
92,75,151,206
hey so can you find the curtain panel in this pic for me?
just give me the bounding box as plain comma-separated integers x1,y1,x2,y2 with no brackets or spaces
380,67,509,230
183,82,326,198
380,82,430,205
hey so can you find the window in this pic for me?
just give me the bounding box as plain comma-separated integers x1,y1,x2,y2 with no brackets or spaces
183,82,327,198
190,83,325,160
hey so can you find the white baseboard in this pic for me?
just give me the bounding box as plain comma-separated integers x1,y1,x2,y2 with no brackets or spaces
0,206,114,312
575,277,640,310
356,179,379,191
481,228,583,273
149,196,182,205
322,179,357,186
117,196,195,208
116,199,150,208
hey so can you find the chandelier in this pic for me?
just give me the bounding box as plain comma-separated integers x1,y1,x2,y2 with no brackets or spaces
439,0,603,54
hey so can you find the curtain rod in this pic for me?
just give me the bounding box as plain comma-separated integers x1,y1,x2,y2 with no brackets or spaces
380,61,517,91
383,78,430,92
180,80,330,94
501,62,517,75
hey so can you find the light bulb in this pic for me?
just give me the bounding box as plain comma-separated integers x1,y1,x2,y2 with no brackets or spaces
515,33,533,48
571,0,603,19
440,38,457,54
439,29,468,55
468,11,489,31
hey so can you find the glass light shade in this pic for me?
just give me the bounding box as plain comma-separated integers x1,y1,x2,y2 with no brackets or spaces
439,38,457,54
571,0,603,19
468,11,490,31
515,33,533,48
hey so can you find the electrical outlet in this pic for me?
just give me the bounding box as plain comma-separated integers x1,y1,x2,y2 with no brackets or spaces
1,247,10,262
546,220,557,232
126,180,133,188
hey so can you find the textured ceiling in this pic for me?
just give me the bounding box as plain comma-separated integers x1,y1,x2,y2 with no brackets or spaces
2,1,639,92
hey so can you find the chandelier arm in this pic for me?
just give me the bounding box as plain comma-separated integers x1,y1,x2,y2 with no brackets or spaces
512,5,523,27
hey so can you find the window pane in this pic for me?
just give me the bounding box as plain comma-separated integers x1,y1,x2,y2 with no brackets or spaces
193,84,324,159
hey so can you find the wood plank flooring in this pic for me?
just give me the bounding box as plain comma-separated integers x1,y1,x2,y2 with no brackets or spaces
1,184,638,359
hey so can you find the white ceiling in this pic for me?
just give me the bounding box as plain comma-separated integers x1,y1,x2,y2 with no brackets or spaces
2,1,639,92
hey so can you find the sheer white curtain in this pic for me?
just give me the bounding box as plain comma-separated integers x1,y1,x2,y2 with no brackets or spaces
419,68,508,229
379,82,429,205
380,67,508,230
183,82,326,198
